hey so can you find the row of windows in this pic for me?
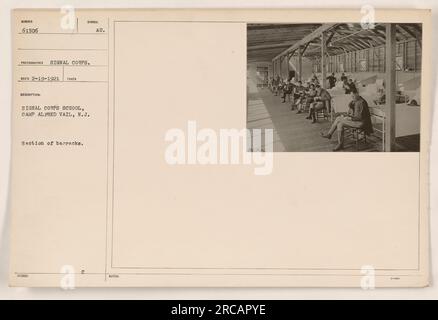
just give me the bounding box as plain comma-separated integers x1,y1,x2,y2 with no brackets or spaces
312,39,421,74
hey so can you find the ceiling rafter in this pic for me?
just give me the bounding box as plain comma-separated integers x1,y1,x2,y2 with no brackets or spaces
248,23,422,63
272,24,337,61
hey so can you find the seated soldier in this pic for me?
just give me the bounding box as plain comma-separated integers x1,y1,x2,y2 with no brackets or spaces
274,79,279,96
273,76,280,96
320,89,373,151
343,78,357,94
282,80,293,103
277,79,285,97
340,73,348,83
307,84,332,123
297,84,316,113
301,84,317,118
292,81,305,112
305,84,318,113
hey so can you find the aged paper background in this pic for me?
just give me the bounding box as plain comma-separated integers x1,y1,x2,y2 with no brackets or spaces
8,8,431,288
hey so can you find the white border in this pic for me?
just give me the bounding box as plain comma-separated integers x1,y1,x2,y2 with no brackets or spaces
0,0,437,299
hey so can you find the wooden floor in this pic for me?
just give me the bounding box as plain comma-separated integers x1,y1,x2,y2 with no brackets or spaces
247,86,383,152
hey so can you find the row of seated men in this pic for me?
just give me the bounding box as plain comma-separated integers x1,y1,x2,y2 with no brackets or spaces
270,72,357,96
269,76,373,151
271,77,332,124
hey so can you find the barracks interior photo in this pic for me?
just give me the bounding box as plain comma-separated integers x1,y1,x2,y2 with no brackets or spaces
247,23,422,152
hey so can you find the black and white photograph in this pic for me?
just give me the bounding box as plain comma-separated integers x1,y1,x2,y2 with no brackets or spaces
1,3,435,299
247,23,422,152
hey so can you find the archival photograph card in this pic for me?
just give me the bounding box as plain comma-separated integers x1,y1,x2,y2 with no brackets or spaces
9,8,431,287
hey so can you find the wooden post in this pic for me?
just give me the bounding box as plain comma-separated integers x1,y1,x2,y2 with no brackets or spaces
414,40,417,70
286,54,290,79
282,57,284,78
321,32,327,88
385,23,396,152
298,46,302,81
280,56,284,79
343,52,346,72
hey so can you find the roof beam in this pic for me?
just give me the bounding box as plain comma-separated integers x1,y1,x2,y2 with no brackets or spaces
325,30,336,46
301,41,312,56
398,24,422,47
354,37,373,49
330,23,382,46
273,23,337,61
248,42,299,51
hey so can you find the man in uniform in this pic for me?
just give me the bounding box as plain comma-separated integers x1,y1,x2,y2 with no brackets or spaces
320,89,373,151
